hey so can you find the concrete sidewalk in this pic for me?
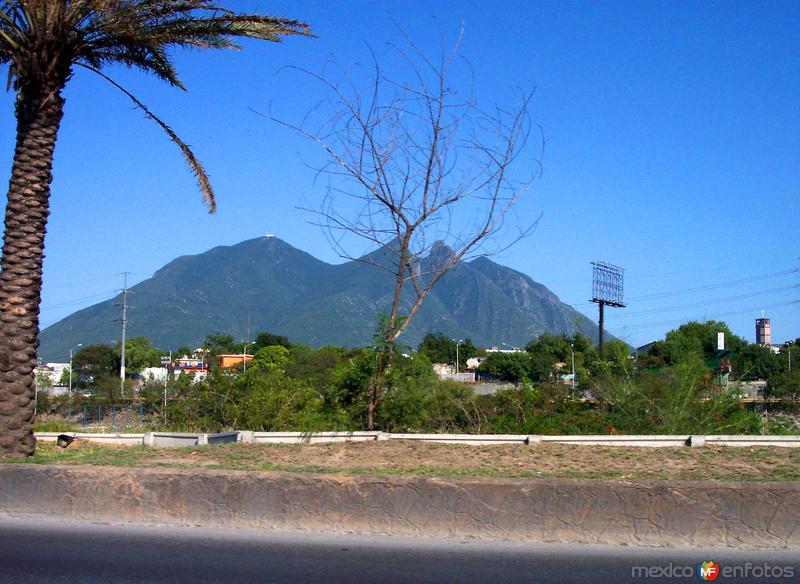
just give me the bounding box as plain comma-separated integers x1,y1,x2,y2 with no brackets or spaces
0,464,797,549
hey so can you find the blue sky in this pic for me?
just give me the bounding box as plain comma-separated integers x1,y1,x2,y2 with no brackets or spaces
1,0,798,348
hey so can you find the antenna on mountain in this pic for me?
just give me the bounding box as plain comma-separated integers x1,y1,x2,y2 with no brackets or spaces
590,262,625,359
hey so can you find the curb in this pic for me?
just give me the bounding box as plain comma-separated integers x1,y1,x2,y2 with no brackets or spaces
34,432,800,448
0,464,797,549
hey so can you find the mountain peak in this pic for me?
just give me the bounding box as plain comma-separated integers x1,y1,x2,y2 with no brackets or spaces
428,240,455,266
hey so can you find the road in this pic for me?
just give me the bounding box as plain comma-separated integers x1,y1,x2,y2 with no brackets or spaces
0,515,797,583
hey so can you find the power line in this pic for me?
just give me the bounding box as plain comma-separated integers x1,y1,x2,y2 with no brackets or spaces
40,290,118,312
545,261,787,286
568,267,798,308
43,274,121,290
626,268,799,302
614,299,800,332
605,284,799,320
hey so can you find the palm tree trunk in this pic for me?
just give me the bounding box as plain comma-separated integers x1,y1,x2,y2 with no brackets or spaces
0,77,68,458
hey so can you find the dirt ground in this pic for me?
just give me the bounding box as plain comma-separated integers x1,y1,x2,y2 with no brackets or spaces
25,439,800,481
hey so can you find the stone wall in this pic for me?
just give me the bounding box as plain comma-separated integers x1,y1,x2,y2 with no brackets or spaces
0,465,797,548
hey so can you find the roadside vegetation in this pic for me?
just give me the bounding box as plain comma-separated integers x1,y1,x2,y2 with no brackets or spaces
35,320,800,436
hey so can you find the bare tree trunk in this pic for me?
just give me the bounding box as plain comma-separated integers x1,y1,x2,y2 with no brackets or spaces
0,77,67,458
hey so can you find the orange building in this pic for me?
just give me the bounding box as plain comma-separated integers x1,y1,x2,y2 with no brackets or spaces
219,354,254,368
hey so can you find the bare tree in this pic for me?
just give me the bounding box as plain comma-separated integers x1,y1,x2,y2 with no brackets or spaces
274,29,543,429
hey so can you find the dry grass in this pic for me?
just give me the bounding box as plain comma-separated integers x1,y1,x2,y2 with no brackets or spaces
11,440,800,481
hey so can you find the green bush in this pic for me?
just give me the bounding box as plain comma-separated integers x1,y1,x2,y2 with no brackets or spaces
478,383,608,435
595,356,760,434
159,344,768,436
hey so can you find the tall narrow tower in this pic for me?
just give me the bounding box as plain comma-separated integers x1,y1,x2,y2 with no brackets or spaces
755,317,772,346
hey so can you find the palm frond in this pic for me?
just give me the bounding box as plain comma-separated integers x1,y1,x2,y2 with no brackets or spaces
80,64,216,213
1,0,312,207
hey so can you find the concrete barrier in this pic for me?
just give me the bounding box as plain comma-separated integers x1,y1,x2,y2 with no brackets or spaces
704,435,800,448
540,435,690,447
389,433,531,445
144,432,240,447
147,432,200,447
1,464,797,549
31,432,800,448
205,432,240,445
249,431,383,444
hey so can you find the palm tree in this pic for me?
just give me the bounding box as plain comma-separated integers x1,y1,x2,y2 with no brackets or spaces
0,1,312,457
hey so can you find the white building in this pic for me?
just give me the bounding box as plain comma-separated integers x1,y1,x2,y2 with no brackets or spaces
34,362,69,387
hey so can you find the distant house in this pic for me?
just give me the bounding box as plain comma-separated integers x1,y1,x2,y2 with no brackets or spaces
173,357,208,373
485,346,522,354
34,362,69,386
432,363,475,382
466,356,486,370
432,363,455,376
219,354,254,368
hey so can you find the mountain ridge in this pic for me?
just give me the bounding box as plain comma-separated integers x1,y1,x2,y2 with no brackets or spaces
38,237,603,361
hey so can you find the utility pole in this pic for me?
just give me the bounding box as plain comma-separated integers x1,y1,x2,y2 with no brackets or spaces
163,349,171,423
571,343,576,389
452,339,463,374
243,342,254,372
116,272,132,398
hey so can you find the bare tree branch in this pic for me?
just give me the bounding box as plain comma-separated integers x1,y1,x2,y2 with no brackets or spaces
271,29,544,429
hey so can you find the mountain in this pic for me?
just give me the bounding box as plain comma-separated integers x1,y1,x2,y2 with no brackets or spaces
38,237,603,361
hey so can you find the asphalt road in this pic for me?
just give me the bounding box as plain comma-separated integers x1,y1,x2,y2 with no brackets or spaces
0,515,797,583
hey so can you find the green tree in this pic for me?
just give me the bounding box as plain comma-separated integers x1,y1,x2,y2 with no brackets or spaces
524,333,593,382
251,345,290,372
285,345,354,393
254,331,291,351
114,336,162,374
0,1,312,457
585,339,633,378
57,368,72,387
525,333,570,361
203,333,236,353
326,348,375,417
88,374,128,404
417,333,479,366
34,368,52,388
477,352,532,383
174,346,193,359
72,344,118,383
768,369,800,403
650,321,745,365
733,343,780,380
